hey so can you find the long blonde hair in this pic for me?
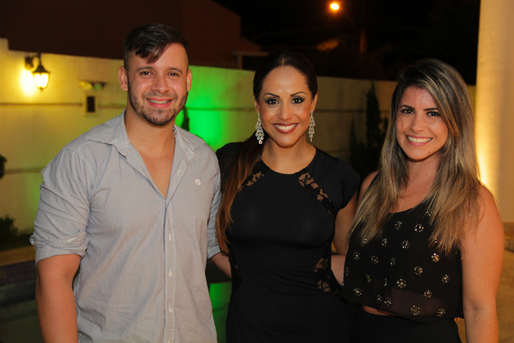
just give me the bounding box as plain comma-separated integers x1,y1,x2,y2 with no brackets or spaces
352,58,481,254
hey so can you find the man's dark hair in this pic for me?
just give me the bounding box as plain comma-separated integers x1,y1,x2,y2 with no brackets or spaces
123,23,189,69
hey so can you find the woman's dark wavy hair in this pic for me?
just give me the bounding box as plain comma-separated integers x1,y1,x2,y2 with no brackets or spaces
216,51,318,252
123,23,188,69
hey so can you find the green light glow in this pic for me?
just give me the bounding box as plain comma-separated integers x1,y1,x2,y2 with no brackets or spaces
186,66,256,150
175,111,184,128
209,282,231,342
209,282,231,310
188,110,226,148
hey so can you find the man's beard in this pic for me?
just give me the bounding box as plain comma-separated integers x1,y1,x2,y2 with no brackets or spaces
127,84,186,127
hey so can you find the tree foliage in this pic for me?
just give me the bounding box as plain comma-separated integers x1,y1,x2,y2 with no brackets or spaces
0,215,27,250
350,83,388,181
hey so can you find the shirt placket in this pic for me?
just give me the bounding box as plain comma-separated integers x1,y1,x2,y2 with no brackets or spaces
163,198,176,343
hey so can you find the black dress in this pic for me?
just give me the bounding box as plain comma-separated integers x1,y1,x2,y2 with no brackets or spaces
217,143,359,343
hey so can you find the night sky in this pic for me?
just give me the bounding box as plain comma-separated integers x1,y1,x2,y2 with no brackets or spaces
213,0,480,83
213,0,434,46
0,0,480,83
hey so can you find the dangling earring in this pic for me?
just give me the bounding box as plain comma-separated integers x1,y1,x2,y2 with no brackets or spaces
255,114,264,144
308,112,315,142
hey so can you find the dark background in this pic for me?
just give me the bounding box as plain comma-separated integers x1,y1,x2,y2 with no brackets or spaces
0,0,481,84
214,0,481,83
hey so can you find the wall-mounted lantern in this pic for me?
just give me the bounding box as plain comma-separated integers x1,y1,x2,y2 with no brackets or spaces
25,52,50,91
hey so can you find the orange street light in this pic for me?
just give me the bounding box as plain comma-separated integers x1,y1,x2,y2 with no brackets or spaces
328,0,367,54
329,2,341,12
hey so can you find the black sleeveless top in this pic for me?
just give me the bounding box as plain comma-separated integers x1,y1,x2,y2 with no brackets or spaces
342,202,463,323
217,142,360,342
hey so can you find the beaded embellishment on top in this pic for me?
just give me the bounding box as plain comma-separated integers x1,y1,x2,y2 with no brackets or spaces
383,297,392,307
411,305,421,316
342,201,464,321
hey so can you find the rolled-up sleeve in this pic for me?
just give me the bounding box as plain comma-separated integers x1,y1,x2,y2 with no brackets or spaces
31,148,93,263
207,169,221,259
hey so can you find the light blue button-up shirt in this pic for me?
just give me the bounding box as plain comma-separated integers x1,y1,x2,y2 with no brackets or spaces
31,112,221,342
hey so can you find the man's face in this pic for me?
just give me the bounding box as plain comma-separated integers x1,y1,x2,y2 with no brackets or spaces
119,43,192,127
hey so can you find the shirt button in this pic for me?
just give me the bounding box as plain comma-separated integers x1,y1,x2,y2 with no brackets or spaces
168,304,172,313
169,270,172,277
169,233,172,241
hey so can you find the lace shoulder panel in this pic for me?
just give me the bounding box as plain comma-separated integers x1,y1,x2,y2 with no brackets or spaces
240,160,270,191
297,171,338,218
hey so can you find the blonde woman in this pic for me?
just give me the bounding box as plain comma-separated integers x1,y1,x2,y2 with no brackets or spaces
342,59,504,343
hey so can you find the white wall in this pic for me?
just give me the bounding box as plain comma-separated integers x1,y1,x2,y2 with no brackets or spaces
0,38,397,232
476,0,514,223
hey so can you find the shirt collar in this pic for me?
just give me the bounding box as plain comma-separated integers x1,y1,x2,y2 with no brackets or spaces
85,111,129,150
85,110,203,156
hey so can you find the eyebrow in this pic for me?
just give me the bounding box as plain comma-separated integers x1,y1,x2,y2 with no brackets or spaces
135,66,183,74
263,91,307,97
399,104,439,111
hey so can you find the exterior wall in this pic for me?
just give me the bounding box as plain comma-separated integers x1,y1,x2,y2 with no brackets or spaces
182,0,261,68
0,0,259,69
0,39,126,231
0,38,439,234
476,0,514,223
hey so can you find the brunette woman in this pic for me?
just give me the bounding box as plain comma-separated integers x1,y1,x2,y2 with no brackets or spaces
211,51,359,342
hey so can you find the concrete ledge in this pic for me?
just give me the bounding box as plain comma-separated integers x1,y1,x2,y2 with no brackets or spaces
0,246,35,267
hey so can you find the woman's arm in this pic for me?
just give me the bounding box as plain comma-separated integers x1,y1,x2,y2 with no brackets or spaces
461,186,504,343
357,171,378,205
333,193,357,255
333,171,377,254
210,252,231,278
332,192,357,284
332,172,377,284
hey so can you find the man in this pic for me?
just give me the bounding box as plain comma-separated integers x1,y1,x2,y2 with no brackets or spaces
31,23,220,342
